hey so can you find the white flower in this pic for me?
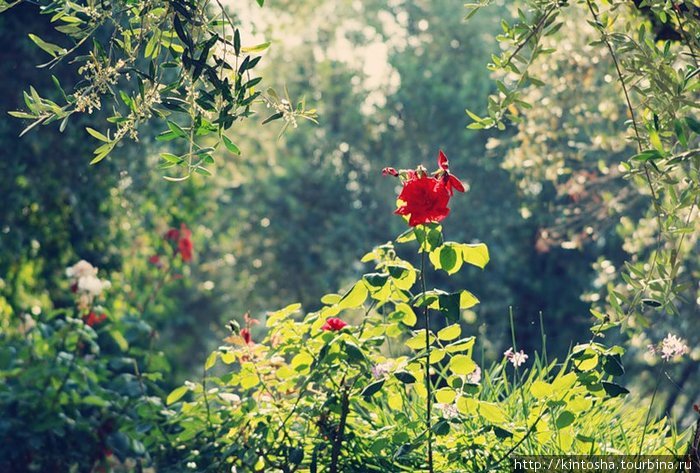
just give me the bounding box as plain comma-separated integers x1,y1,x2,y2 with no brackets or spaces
659,334,689,361
77,275,111,297
66,260,98,280
435,402,459,419
371,362,392,379
218,393,241,404
186,462,197,469
504,347,528,367
466,365,481,384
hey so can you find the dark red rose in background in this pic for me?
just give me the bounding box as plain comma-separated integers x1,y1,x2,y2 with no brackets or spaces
177,224,193,262
164,228,180,241
321,317,348,331
395,175,451,227
149,255,161,265
241,328,252,344
84,312,107,327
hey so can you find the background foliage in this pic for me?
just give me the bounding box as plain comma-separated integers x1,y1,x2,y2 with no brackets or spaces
1,0,698,470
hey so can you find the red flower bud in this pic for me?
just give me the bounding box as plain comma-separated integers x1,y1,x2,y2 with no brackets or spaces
241,328,252,345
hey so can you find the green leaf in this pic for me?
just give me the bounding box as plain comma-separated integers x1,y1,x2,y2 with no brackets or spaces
166,386,188,405
394,371,417,384
437,324,461,341
361,379,385,397
449,354,476,375
86,127,109,142
602,382,629,398
338,281,368,309
222,135,241,155
555,411,575,429
530,380,553,399
460,243,489,269
241,41,271,53
459,290,479,309
686,116,700,134
405,332,434,350
266,303,301,327
396,303,417,326
479,402,507,424
435,387,456,404
438,292,461,322
602,354,625,376
205,352,217,370
28,33,65,57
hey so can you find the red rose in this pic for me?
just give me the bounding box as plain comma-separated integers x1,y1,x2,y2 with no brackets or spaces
149,255,161,265
395,175,451,227
177,224,193,262
241,328,252,344
321,317,348,331
84,311,107,327
164,228,180,241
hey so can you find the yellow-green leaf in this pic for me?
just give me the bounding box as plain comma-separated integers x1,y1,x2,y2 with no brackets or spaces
166,386,188,405
435,387,456,404
460,243,489,269
460,291,479,309
530,380,553,399
204,352,217,370
437,324,461,341
338,281,368,309
479,401,507,424
449,354,476,375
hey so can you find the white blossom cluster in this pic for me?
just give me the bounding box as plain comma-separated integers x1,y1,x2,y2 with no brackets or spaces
66,260,111,310
648,334,689,362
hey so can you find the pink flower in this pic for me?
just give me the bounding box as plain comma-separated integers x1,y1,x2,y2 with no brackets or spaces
321,317,348,332
504,347,528,367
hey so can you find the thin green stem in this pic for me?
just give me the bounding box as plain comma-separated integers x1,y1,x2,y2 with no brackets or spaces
637,360,665,456
420,249,434,473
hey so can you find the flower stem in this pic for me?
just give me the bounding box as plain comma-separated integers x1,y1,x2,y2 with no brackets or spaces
421,249,434,473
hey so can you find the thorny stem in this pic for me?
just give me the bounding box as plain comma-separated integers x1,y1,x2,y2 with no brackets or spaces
420,249,434,473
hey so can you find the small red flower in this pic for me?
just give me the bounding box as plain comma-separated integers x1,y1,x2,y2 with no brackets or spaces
177,224,193,262
694,404,699,414
436,150,465,196
395,175,451,227
149,254,161,265
164,228,180,241
84,311,107,327
241,328,252,344
321,317,348,331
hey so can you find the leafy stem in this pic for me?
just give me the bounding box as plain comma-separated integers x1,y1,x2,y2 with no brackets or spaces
420,248,434,473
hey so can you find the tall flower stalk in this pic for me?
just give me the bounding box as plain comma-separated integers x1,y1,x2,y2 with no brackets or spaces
384,150,466,472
